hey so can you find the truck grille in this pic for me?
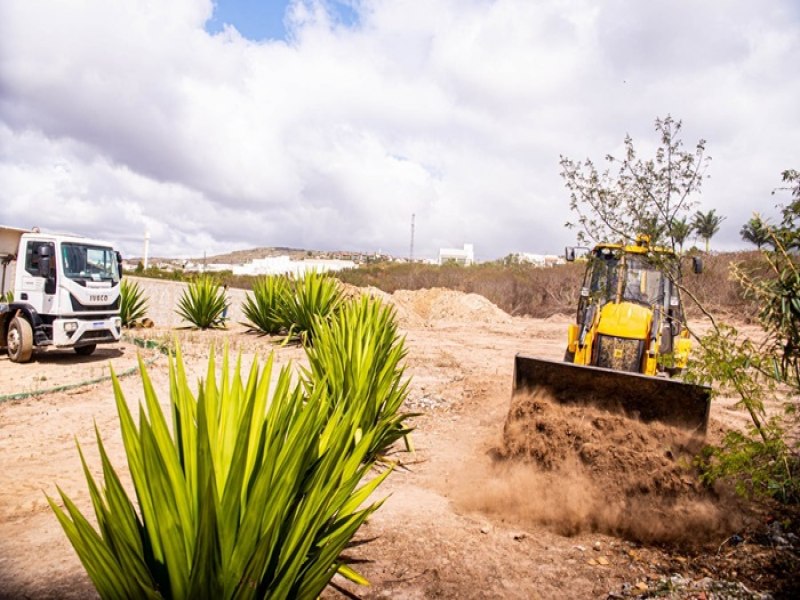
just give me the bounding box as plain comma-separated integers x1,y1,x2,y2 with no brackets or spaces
70,293,120,312
76,330,115,343
595,335,644,373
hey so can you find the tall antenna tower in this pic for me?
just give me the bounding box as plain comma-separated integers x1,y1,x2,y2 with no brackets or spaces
143,230,150,270
409,213,415,262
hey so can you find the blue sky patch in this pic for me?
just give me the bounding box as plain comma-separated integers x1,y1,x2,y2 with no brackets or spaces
205,1,360,42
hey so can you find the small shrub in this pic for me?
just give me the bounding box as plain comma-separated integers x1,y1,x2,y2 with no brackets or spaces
176,274,227,329
302,295,415,461
280,271,344,343
242,275,290,335
119,279,148,327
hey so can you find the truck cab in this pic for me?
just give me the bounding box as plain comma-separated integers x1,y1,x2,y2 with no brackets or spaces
1,226,123,363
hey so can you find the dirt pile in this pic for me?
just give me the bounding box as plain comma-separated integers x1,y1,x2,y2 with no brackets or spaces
393,288,512,325
345,285,426,328
458,389,745,545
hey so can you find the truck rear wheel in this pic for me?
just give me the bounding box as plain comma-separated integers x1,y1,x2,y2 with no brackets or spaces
8,316,33,363
74,344,96,356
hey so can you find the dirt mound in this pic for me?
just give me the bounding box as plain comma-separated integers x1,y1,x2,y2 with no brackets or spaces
364,286,427,328
338,284,425,328
393,288,511,325
457,389,745,546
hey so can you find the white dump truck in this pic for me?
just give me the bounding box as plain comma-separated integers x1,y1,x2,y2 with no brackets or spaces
1,225,123,362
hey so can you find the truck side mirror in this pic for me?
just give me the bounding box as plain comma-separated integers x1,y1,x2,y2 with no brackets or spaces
38,245,52,277
116,251,124,278
565,247,576,262
692,256,703,274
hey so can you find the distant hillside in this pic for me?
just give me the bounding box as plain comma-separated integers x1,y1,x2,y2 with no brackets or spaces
187,247,310,264
136,246,385,266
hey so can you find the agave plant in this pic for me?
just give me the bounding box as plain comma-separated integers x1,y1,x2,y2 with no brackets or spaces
241,275,290,335
280,271,343,344
48,346,390,599
119,279,149,327
2,290,12,303
303,295,415,461
176,274,228,329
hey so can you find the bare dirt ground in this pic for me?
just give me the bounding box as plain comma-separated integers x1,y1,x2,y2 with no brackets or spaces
0,278,797,599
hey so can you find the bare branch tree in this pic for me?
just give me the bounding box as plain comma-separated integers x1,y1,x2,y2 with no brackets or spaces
561,115,710,251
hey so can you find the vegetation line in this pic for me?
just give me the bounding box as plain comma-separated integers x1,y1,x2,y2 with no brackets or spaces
0,334,167,404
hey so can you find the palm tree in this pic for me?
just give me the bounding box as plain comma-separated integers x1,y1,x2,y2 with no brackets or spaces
740,215,771,249
668,217,693,252
693,209,726,252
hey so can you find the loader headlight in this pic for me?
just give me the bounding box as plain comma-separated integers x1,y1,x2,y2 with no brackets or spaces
64,321,78,333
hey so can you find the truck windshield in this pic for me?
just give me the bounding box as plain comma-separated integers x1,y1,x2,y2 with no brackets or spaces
61,243,119,283
622,256,665,305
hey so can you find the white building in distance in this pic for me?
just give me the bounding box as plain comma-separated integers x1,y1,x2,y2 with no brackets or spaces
232,256,356,277
517,253,563,267
438,243,474,266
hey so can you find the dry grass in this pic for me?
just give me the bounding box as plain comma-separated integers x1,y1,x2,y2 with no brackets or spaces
132,251,765,321
336,252,764,319
336,262,584,318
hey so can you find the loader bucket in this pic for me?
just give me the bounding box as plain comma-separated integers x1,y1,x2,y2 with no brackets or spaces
512,354,711,433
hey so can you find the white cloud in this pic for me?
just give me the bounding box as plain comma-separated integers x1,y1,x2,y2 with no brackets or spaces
1,0,798,259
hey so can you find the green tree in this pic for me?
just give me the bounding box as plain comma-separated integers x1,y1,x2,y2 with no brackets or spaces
561,115,710,250
668,217,693,252
740,215,771,249
692,208,725,252
687,169,800,503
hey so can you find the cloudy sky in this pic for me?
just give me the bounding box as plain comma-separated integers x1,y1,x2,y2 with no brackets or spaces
1,0,798,260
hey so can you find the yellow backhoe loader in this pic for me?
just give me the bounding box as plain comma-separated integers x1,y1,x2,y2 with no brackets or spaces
513,235,711,433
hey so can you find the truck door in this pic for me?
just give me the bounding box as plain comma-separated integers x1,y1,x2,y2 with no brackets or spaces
20,240,57,314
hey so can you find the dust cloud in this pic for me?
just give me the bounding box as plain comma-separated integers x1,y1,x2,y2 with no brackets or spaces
453,390,744,545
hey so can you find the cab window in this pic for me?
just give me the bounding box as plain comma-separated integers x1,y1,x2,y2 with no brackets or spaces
24,241,55,277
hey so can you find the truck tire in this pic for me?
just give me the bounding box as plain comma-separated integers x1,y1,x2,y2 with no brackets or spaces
7,316,33,363
74,344,96,356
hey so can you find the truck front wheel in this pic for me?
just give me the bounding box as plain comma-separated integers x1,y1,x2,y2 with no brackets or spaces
74,344,96,357
8,316,33,363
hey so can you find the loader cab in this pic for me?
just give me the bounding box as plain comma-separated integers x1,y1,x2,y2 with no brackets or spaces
577,245,621,323
621,255,667,307
579,246,678,308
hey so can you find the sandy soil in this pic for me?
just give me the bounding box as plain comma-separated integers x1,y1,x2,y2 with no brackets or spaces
0,278,795,599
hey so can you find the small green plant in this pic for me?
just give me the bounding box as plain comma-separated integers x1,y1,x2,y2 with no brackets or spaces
302,295,415,461
2,290,12,303
280,271,344,344
686,323,797,502
119,279,148,327
686,170,800,504
48,346,394,599
176,274,227,329
241,275,291,335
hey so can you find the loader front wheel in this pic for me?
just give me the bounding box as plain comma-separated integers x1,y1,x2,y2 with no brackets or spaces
8,316,33,363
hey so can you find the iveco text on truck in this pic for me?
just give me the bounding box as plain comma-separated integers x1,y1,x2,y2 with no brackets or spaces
1,225,123,363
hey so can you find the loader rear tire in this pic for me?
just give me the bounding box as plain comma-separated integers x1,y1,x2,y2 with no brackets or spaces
8,316,33,363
